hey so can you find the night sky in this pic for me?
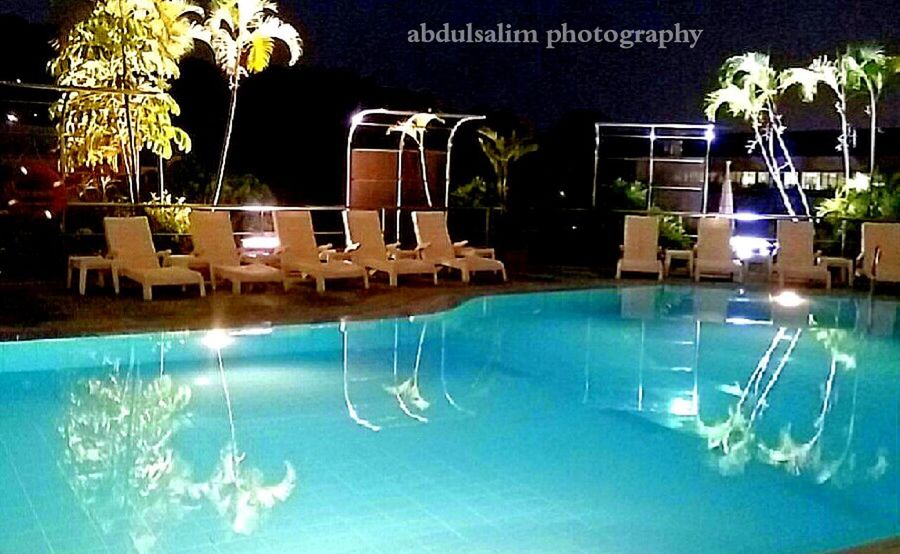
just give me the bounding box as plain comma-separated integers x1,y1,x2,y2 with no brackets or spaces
5,0,900,128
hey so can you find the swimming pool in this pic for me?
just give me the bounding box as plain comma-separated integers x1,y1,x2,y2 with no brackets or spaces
0,286,897,553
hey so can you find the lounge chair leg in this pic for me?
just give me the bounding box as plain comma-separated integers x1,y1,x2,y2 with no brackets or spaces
143,285,152,301
112,269,120,295
79,267,87,296
199,281,206,297
210,269,217,291
826,273,831,290
389,273,398,287
232,281,241,295
615,261,622,280
362,273,370,289
316,277,325,294
283,280,291,292
433,272,439,285
461,268,470,284
501,267,508,282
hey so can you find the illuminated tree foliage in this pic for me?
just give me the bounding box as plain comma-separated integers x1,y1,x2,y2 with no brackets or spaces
705,53,811,217
195,0,303,205
49,0,202,202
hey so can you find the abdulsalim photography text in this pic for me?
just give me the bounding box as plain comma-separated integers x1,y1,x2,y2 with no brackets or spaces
407,22,704,49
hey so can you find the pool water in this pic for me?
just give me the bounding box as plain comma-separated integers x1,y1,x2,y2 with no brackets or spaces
0,286,897,554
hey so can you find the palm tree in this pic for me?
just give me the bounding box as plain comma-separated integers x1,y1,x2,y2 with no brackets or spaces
705,53,810,216
844,45,891,177
781,56,853,185
386,113,444,207
197,0,302,205
476,128,538,207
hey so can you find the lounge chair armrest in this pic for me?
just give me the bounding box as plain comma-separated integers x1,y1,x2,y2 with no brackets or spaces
156,250,172,265
392,249,420,259
345,242,361,252
327,251,354,262
453,240,469,247
317,243,334,251
415,242,431,251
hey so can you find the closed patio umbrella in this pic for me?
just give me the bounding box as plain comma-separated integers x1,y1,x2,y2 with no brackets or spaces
719,160,734,215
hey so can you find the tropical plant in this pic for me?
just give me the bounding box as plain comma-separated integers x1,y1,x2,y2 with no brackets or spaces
387,113,444,207
846,45,893,176
705,53,811,216
817,172,900,248
145,191,192,234
449,176,497,208
477,127,538,206
608,179,690,249
195,0,303,205
49,0,202,202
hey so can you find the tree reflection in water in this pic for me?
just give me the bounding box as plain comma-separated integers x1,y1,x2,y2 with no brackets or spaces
696,326,889,486
59,331,296,552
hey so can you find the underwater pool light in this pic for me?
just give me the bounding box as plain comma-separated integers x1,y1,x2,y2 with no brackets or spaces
771,291,805,308
202,329,234,350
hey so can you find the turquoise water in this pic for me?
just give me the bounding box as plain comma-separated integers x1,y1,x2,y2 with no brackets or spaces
0,286,897,554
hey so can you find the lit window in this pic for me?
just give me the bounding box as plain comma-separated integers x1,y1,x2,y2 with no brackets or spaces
801,173,821,190
784,172,799,185
756,172,770,185
738,172,757,187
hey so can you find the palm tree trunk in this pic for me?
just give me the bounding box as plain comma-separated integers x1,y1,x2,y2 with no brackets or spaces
868,89,877,177
215,349,240,476
117,0,136,203
839,97,851,185
213,78,240,206
418,143,432,207
754,126,795,216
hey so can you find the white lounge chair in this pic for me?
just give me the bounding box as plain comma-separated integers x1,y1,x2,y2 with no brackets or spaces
858,222,900,283
694,218,743,282
859,222,900,289
616,215,663,280
774,221,830,289
343,210,439,287
411,211,506,283
189,211,282,294
103,216,205,301
274,210,369,293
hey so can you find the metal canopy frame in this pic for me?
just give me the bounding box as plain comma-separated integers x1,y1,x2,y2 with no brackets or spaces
593,122,715,213
345,108,486,237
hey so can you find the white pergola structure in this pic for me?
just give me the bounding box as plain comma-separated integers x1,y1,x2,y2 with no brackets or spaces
346,108,486,240
593,122,715,213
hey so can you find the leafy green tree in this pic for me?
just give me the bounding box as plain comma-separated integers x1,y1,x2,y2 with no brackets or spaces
195,0,302,205
49,0,202,202
476,127,538,206
705,53,810,216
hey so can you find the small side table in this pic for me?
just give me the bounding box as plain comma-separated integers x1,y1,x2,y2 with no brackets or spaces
665,249,693,277
67,256,117,296
741,254,773,281
819,256,854,287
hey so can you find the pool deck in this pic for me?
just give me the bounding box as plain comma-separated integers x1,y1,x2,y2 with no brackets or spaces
1,270,896,341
